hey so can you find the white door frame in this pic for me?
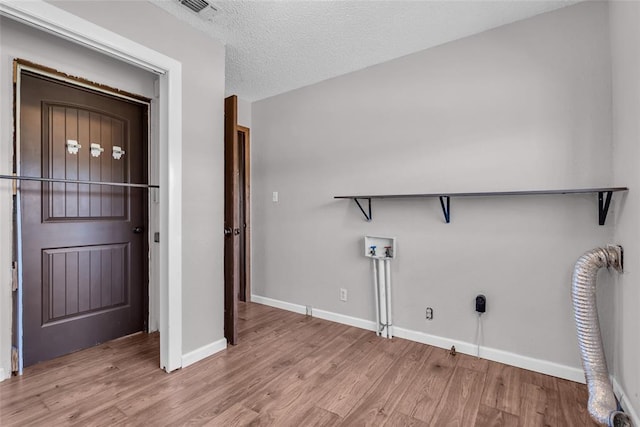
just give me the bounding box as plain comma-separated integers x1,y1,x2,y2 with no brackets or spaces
0,0,183,373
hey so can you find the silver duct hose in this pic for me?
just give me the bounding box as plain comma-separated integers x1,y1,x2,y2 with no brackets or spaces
572,246,632,427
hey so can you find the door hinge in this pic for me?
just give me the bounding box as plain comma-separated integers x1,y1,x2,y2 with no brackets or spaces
11,262,17,291
11,347,18,374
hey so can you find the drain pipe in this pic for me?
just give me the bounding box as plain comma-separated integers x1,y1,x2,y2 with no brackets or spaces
572,246,632,427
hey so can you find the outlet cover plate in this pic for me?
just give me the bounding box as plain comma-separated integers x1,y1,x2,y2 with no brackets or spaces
426,307,433,320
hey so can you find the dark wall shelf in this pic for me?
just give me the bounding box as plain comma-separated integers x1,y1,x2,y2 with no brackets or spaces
334,187,628,225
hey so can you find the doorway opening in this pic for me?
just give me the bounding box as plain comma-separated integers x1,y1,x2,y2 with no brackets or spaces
237,125,251,303
13,60,155,369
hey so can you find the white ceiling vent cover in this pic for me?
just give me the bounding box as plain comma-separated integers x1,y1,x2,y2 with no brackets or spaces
178,0,217,20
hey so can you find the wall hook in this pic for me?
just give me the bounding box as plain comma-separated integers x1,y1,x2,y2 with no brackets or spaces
66,139,81,155
90,143,104,157
112,146,125,160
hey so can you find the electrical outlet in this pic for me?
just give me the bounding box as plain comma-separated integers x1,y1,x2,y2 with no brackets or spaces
426,307,433,320
305,305,312,316
340,288,348,302
272,191,279,202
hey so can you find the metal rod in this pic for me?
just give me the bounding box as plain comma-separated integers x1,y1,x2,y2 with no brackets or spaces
0,174,159,189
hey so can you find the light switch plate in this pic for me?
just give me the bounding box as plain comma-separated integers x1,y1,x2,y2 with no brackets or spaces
272,191,279,202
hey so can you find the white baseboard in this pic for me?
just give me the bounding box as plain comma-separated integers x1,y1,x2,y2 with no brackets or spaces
612,376,640,425
252,294,585,383
251,295,307,315
251,294,377,331
181,338,227,368
312,308,377,332
393,327,585,383
0,368,5,382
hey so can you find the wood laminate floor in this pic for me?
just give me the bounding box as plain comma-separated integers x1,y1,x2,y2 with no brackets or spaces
0,302,598,426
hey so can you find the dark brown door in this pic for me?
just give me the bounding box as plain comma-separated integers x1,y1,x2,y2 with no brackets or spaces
224,95,239,345
20,72,148,367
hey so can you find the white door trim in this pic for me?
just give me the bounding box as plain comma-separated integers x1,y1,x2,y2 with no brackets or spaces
0,0,183,373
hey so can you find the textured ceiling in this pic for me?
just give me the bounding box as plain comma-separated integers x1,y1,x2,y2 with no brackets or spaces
151,0,581,102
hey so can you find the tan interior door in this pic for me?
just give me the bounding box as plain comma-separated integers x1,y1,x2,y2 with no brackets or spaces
20,72,148,366
224,95,239,344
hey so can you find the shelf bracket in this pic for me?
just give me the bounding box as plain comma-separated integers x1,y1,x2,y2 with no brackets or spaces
598,191,613,226
439,196,451,223
354,198,372,221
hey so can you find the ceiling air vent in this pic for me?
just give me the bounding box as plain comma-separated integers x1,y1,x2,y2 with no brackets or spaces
180,0,209,13
179,0,218,19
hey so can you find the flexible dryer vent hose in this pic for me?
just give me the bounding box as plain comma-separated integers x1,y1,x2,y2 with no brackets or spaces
572,247,632,427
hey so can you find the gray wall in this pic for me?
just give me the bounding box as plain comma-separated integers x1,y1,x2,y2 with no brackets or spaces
237,97,252,129
610,0,640,417
252,1,614,369
48,0,226,356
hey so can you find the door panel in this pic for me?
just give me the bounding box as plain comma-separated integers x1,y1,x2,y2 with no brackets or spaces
41,244,129,324
42,105,129,221
20,72,148,367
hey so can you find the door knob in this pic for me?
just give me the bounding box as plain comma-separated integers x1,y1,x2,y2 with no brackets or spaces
133,226,144,234
224,226,233,236
234,228,241,235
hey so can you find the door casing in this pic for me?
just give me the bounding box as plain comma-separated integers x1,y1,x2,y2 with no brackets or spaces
0,0,183,375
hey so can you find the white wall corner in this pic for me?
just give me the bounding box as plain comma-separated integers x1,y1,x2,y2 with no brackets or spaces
252,294,586,384
612,376,640,426
181,338,227,368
